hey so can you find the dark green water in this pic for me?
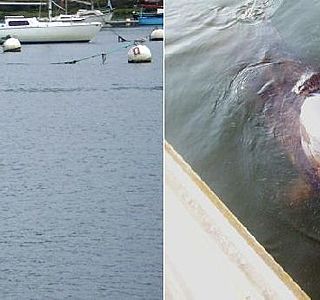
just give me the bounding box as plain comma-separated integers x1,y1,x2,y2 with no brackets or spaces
0,27,162,299
166,0,320,298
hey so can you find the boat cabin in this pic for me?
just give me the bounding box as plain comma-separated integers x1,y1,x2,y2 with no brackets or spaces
2,16,38,27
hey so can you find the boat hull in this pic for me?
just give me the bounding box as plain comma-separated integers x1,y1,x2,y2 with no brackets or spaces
0,21,102,43
138,16,163,25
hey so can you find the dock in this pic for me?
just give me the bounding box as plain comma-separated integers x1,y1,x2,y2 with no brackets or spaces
165,142,310,299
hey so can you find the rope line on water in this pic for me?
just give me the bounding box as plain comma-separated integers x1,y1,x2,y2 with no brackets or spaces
50,41,134,65
110,27,160,44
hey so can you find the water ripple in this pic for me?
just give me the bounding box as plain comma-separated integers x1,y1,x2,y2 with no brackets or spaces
197,0,284,30
110,85,163,91
0,87,97,93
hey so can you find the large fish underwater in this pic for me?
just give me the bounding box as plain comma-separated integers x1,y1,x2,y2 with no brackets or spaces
245,58,320,205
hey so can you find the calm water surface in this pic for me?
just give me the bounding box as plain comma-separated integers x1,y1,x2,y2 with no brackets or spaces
166,0,320,298
0,27,162,299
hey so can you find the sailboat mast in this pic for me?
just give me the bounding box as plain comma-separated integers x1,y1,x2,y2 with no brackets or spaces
107,0,113,10
48,0,52,20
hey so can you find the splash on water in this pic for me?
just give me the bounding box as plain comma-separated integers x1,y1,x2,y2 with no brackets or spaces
236,0,284,24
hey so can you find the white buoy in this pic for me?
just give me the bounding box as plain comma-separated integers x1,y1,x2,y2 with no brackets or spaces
300,94,320,164
128,44,152,63
150,28,163,41
2,37,21,52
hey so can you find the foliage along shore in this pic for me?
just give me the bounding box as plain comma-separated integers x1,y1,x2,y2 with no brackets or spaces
0,1,136,20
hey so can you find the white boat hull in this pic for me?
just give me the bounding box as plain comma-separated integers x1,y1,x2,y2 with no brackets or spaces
0,19,102,43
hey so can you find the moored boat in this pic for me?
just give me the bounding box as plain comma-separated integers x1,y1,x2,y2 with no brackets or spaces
137,9,163,25
51,0,113,26
133,0,163,26
0,16,102,43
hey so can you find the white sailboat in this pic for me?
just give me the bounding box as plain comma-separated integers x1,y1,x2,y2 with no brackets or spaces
52,0,113,25
0,0,102,43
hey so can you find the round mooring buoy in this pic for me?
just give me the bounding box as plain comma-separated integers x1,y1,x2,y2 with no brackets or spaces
150,28,163,41
128,45,152,63
3,37,21,52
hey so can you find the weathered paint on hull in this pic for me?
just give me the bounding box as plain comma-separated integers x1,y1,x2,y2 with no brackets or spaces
165,142,310,300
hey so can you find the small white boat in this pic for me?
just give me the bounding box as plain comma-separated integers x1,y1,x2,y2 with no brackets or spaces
0,16,102,43
51,0,113,26
77,8,113,23
52,9,113,25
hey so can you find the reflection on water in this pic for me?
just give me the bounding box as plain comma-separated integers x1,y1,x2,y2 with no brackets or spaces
0,27,162,299
166,0,320,298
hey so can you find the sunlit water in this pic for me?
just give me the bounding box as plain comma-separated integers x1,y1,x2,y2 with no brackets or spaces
166,0,320,298
0,27,162,299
